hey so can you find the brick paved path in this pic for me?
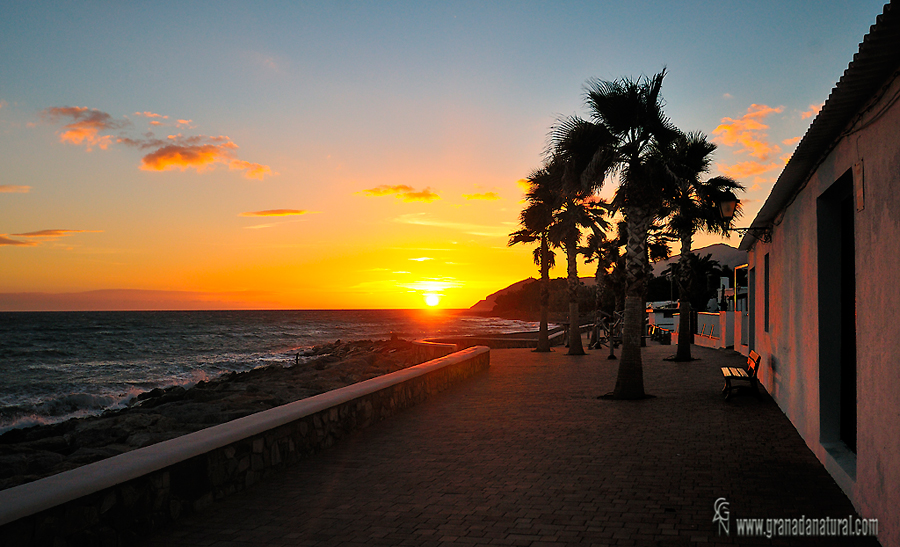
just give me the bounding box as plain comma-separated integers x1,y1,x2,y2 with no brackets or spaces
141,343,880,546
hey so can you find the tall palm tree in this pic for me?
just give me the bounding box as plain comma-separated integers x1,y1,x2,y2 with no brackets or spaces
657,132,744,361
545,119,614,355
509,168,560,352
548,191,608,355
584,70,680,398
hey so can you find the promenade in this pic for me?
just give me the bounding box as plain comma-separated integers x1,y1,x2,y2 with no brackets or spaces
141,343,879,546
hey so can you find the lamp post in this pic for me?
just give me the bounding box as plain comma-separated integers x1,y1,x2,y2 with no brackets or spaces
716,190,772,243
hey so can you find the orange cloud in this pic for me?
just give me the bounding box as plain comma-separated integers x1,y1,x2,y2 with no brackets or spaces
712,104,784,161
782,136,801,146
716,161,780,179
0,235,37,246
516,179,531,192
360,185,440,203
12,229,102,238
176,119,194,127
801,104,822,120
0,185,31,193
463,192,500,200
134,111,168,119
44,106,275,180
42,106,125,151
239,209,318,217
138,135,274,180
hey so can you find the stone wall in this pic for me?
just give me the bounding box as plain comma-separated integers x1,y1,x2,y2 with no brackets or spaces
0,347,490,547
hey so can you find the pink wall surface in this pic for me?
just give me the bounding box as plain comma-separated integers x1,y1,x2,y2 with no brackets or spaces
747,72,900,546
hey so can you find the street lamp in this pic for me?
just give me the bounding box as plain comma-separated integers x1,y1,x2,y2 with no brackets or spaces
716,190,772,243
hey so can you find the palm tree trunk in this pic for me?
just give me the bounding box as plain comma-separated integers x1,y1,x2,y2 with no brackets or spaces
674,231,694,360
612,205,651,398
536,234,552,352
566,233,586,355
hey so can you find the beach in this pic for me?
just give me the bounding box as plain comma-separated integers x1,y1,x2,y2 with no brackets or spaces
0,338,425,491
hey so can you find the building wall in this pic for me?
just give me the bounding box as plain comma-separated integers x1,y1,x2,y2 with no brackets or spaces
748,72,900,547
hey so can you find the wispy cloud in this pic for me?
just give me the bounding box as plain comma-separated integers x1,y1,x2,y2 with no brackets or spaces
516,179,531,192
712,104,784,160
717,161,780,179
0,235,37,246
12,229,103,238
463,191,500,201
359,185,440,203
0,185,31,193
723,93,734,99
134,111,168,119
41,106,127,151
239,209,319,217
395,213,511,237
801,103,823,120
713,103,787,184
409,257,433,262
782,136,802,147
42,106,275,180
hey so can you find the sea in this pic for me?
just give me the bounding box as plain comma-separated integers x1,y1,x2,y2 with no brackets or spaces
0,309,540,435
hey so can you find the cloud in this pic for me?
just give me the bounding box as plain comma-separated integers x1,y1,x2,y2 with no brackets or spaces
41,106,126,151
782,136,801,146
0,235,37,246
801,104,822,120
360,185,440,203
516,179,531,192
0,185,31,193
716,161,780,179
133,111,168,119
12,229,102,238
723,93,733,99
176,119,194,128
239,209,318,217
395,213,511,237
409,257,433,262
463,191,500,200
712,104,784,161
137,134,275,180
43,106,275,180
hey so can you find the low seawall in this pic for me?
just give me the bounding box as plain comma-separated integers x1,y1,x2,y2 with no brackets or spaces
428,327,568,350
0,346,490,546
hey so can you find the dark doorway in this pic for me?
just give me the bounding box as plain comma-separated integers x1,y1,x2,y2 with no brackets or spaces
817,171,857,454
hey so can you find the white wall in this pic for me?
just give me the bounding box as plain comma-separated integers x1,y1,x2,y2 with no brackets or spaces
748,73,900,547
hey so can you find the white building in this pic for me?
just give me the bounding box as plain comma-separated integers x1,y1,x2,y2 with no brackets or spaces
740,2,900,545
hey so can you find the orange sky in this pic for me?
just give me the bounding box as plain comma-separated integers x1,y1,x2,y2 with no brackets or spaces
0,2,883,310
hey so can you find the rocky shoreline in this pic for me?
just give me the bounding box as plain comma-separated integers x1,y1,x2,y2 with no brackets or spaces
0,338,424,491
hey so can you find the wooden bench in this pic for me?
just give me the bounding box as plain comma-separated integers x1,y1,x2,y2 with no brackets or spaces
721,350,762,400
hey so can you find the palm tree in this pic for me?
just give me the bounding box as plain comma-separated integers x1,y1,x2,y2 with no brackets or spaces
584,70,680,398
657,132,744,361
509,168,560,352
545,119,614,355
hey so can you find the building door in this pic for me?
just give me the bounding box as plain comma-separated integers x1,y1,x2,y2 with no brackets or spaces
817,171,857,454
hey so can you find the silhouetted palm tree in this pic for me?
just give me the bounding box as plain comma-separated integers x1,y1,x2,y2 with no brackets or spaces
509,168,560,352
656,132,743,361
545,118,614,355
584,70,679,398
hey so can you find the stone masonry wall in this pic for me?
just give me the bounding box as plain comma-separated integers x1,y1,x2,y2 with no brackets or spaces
0,348,489,547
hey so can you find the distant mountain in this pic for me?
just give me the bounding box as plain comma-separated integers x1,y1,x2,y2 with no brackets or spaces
469,277,595,312
651,243,747,276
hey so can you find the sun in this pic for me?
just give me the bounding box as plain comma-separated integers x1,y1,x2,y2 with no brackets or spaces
424,294,441,307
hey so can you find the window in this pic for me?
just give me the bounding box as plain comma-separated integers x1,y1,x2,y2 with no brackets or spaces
764,253,770,333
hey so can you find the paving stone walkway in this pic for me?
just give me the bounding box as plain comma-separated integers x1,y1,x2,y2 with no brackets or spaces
140,343,881,546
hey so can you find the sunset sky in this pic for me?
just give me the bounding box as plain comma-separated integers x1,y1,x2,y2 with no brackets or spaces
0,1,888,310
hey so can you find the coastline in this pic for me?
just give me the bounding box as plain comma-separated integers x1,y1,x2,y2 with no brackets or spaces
0,338,425,491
